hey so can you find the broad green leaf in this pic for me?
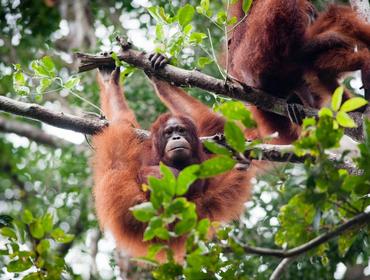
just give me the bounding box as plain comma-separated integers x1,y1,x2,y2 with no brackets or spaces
143,217,162,241
166,198,188,215
148,176,164,209
42,213,53,233
30,221,44,239
36,78,52,94
147,243,165,260
189,32,207,44
216,11,227,25
64,77,80,89
51,228,74,243
14,85,30,95
331,86,344,111
201,0,209,12
198,155,236,178
203,141,231,156
183,24,193,35
217,101,255,128
175,217,196,235
197,56,212,68
36,239,50,254
197,219,210,239
160,163,176,196
154,228,170,240
13,71,26,86
22,210,33,224
318,107,333,117
178,4,195,28
147,6,163,23
224,121,246,152
7,258,32,272
0,227,17,240
31,61,49,77
130,202,156,222
242,0,253,13
336,111,357,128
227,16,238,25
155,23,165,41
41,56,55,73
340,97,368,112
176,165,200,195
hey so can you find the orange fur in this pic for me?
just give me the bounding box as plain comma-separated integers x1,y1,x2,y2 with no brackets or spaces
228,1,370,143
92,72,253,260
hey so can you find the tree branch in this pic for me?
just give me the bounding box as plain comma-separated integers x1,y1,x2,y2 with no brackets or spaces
269,257,296,280
229,211,370,258
0,96,360,174
0,116,71,148
0,95,107,135
75,38,365,142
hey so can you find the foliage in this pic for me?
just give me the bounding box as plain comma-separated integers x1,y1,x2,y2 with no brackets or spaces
0,0,369,279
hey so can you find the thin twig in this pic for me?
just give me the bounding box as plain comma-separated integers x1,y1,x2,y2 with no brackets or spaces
269,257,296,280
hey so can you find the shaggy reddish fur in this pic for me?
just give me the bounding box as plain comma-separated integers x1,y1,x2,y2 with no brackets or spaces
92,72,254,260
228,0,370,144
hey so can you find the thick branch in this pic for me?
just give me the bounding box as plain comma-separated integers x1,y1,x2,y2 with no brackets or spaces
75,41,365,142
0,116,70,148
0,96,359,173
229,211,370,258
0,95,107,135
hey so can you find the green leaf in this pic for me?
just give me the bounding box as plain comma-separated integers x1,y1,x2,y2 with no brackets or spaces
160,163,176,196
197,219,210,239
22,210,34,224
318,107,333,118
340,97,368,113
242,0,253,13
64,77,80,89
203,141,231,156
36,78,52,94
155,23,165,41
331,86,344,111
336,111,357,128
176,165,200,195
147,244,165,260
198,155,236,178
178,4,195,28
175,217,196,235
0,227,17,240
189,32,207,44
7,258,33,272
217,101,255,128
197,56,213,68
183,24,193,35
42,213,53,233
148,176,164,209
166,198,188,215
130,202,156,222
155,228,170,240
31,60,49,77
143,217,162,241
14,85,30,95
41,56,56,76
224,121,246,152
13,71,26,86
201,0,209,12
36,239,50,254
51,228,74,243
30,221,45,239
216,11,227,25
